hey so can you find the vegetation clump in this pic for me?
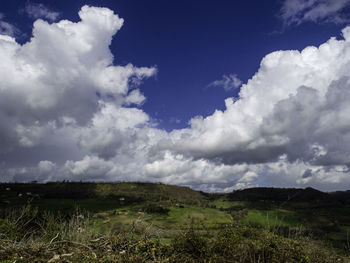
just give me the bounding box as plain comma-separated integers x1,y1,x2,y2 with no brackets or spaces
141,203,170,215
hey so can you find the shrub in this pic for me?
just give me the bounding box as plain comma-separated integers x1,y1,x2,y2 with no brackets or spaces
141,203,170,215
171,227,208,259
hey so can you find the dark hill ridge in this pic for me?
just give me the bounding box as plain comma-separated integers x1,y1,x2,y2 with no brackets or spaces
0,182,207,206
1,182,350,205
330,190,350,204
228,187,335,203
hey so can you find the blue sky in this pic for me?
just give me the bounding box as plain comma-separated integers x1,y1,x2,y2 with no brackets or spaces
1,0,350,191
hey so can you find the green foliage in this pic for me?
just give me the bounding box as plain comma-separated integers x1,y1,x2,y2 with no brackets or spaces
169,225,348,263
140,203,170,215
0,204,40,241
172,227,208,258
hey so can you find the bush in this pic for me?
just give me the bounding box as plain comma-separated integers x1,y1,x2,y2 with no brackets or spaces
141,203,170,215
172,227,208,259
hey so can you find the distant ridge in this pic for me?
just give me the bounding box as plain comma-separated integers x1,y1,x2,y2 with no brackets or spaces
228,187,331,203
2,182,350,206
0,182,207,206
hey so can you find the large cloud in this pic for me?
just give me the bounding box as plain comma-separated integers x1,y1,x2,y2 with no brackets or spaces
0,5,155,151
1,5,350,192
156,27,350,190
0,6,157,182
166,29,350,166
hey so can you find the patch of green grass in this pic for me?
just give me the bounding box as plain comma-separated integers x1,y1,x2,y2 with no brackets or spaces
89,205,232,237
157,237,172,244
241,209,300,227
326,226,350,247
209,199,245,209
165,206,232,228
91,210,141,233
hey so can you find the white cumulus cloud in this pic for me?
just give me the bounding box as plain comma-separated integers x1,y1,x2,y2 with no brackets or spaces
2,5,350,192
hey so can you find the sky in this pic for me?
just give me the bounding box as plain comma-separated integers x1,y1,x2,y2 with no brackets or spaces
1,0,350,192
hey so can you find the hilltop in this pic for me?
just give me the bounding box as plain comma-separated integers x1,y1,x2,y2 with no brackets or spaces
2,182,350,207
229,187,332,202
0,182,208,209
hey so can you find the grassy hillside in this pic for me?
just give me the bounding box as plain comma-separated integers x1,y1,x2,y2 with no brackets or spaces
0,182,207,215
1,183,350,262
